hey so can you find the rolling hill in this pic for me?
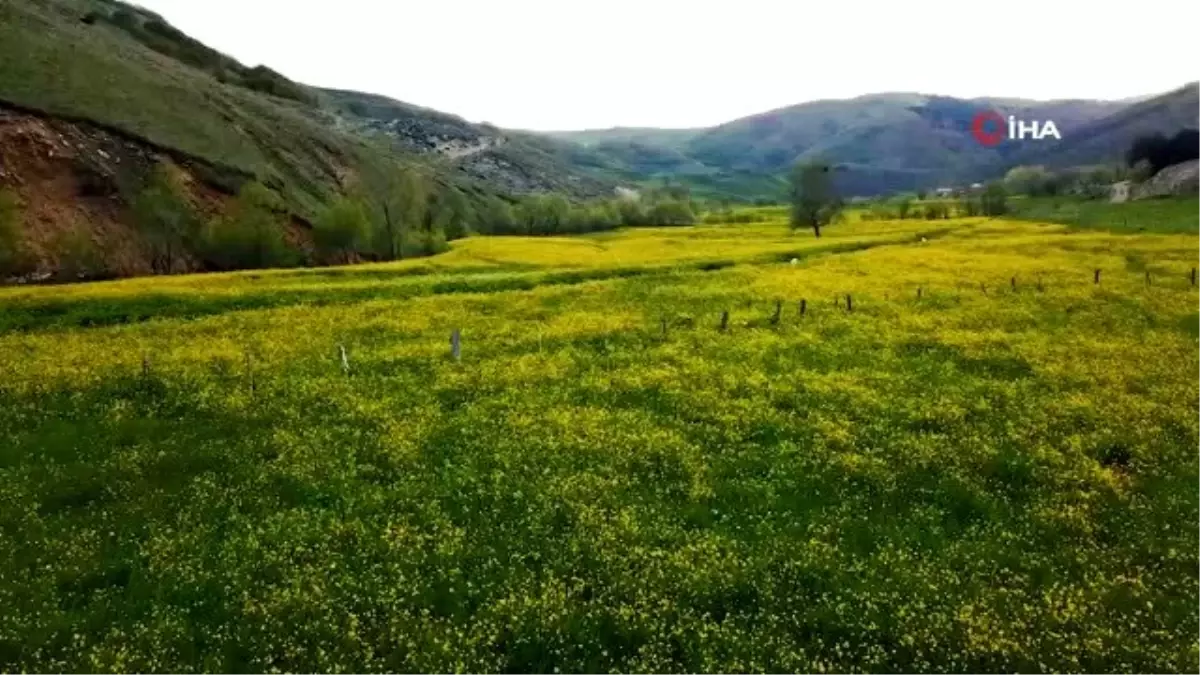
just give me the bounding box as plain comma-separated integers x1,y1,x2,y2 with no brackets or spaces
543,86,1199,198
1010,83,1200,169
0,0,619,217
0,0,633,279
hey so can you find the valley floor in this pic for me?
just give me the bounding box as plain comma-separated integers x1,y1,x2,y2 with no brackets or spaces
1,215,1197,672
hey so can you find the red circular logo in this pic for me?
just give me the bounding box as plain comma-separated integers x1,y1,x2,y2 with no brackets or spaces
971,110,1006,147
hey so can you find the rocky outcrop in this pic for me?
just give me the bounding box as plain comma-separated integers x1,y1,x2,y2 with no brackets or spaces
1133,159,1200,200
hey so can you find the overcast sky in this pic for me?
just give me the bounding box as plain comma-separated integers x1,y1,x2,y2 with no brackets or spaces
133,0,1196,131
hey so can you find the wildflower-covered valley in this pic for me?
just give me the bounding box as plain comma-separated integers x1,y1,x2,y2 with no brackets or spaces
1,213,1197,672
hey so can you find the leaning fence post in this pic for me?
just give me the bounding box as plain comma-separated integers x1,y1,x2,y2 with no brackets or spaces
450,329,461,361
799,299,807,317
771,299,782,325
1145,270,1151,287
1011,276,1016,291
719,310,729,332
1094,269,1101,284
339,344,350,375
660,317,668,336
1191,268,1197,286
845,294,853,312
917,287,922,300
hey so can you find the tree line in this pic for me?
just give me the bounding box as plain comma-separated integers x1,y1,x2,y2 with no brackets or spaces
0,163,698,282
786,159,1015,235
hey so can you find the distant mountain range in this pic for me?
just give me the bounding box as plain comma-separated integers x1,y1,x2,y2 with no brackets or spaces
542,85,1199,199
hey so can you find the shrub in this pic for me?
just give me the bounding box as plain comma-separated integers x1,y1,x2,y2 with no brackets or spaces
648,199,696,226
51,224,106,282
980,183,1009,216
314,196,371,262
0,189,33,279
202,182,297,271
131,163,198,273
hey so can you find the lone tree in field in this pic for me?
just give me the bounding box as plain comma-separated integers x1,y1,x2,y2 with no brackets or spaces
788,160,842,238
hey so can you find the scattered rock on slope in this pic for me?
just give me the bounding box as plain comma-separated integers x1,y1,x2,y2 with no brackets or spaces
1133,159,1200,199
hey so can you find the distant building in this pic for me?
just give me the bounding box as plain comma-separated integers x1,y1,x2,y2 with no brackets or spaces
933,187,955,197
1110,180,1132,203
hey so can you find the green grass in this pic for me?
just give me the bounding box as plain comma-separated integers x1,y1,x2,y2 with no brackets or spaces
1008,195,1200,234
1,214,1197,672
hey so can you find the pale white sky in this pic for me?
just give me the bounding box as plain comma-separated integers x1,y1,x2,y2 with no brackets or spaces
134,0,1196,131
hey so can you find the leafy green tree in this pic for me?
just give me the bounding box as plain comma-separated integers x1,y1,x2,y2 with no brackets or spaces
132,163,197,274
514,194,571,235
616,198,648,227
648,199,696,226
789,160,842,237
980,182,1008,216
1003,165,1055,197
314,196,371,261
0,189,31,279
475,196,518,235
896,197,913,220
202,181,296,270
428,186,473,241
375,167,429,260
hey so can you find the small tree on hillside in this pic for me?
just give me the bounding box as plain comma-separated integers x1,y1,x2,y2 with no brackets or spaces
52,223,106,282
789,160,842,238
132,163,198,274
314,196,371,262
202,181,295,270
0,189,32,278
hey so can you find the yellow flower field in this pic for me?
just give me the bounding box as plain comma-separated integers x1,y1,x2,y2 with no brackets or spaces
0,213,1196,672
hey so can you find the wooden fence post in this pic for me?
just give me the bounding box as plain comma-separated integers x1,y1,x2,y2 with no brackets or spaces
1145,270,1151,287
1094,269,1101,284
660,317,668,336
1011,276,1016,291
450,330,461,361
799,299,807,317
917,286,922,300
719,311,729,332
1191,267,1196,286
245,350,255,395
845,294,853,312
771,299,782,325
141,353,150,378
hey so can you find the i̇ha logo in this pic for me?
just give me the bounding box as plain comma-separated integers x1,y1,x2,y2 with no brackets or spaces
971,110,1061,147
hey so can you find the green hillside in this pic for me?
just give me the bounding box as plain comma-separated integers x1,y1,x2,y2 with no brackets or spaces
0,0,618,223
1013,83,1200,169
